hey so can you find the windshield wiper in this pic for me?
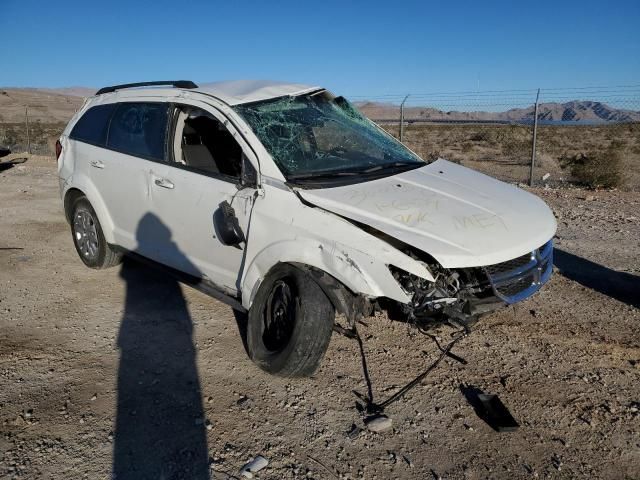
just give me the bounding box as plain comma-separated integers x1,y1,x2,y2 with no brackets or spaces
288,162,422,182
288,170,359,181
362,161,422,173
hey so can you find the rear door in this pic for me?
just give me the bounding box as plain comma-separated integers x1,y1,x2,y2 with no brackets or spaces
147,104,260,294
101,102,171,251
69,102,164,251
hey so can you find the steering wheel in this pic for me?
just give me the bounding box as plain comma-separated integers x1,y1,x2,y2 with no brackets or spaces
321,146,348,158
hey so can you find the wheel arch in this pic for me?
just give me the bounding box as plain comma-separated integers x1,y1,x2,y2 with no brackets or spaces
241,239,411,312
63,188,85,223
62,184,116,244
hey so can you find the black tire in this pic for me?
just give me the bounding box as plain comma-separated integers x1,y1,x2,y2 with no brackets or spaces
247,264,335,377
70,196,122,269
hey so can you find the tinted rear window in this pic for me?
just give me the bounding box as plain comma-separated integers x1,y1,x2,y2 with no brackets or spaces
70,104,115,146
107,103,168,161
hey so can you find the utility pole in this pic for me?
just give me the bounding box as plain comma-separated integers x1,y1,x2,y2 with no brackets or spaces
399,94,410,142
25,106,31,155
528,89,540,186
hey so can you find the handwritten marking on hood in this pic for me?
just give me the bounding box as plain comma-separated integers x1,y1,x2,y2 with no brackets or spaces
453,213,508,231
375,197,439,213
344,184,407,207
393,211,437,226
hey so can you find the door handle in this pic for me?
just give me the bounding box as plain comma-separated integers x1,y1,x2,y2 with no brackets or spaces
90,160,105,169
154,178,174,189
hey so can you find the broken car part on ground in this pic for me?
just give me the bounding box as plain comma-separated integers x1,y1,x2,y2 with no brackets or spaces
56,79,557,377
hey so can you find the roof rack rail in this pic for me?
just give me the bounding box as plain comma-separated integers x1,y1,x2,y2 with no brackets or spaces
96,80,198,95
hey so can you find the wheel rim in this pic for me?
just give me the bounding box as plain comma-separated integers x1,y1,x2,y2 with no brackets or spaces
73,208,99,261
263,279,296,352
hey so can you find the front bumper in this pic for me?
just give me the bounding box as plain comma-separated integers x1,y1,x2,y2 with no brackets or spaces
484,240,553,304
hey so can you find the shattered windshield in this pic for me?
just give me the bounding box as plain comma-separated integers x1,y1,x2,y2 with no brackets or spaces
233,91,424,183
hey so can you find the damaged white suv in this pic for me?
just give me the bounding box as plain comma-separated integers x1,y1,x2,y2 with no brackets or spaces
57,80,556,376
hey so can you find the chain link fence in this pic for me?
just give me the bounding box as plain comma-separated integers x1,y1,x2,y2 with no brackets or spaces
0,118,67,157
353,86,640,189
2,86,639,189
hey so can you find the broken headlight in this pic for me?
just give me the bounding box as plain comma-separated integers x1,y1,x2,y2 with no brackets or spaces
388,264,461,311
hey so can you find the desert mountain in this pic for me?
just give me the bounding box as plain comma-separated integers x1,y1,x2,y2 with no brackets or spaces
1,87,638,124
355,100,640,123
0,88,86,122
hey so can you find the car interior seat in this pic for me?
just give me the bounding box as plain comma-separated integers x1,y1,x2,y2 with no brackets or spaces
181,121,219,173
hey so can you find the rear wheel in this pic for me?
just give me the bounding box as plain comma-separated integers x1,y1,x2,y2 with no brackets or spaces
247,264,335,377
70,196,122,269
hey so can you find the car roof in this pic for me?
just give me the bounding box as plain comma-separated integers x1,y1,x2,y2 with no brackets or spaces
194,80,322,105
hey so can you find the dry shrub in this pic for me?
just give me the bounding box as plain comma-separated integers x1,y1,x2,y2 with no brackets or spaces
560,142,624,189
425,150,442,161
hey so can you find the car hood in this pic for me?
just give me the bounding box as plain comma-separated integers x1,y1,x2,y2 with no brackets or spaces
297,159,557,268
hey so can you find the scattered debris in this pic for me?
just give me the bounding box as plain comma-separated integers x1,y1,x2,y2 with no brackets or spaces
306,454,340,479
239,455,268,478
460,385,519,432
542,173,551,181
346,423,362,439
365,414,393,433
350,324,469,417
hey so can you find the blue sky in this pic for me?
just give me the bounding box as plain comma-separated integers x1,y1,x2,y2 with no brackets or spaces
1,0,639,98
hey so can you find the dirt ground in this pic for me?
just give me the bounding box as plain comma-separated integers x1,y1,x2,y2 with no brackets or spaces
1,156,639,479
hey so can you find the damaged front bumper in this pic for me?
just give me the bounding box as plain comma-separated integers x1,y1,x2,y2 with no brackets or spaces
390,240,554,323
484,240,553,304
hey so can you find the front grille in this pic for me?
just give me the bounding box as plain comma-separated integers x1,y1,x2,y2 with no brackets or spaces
484,240,553,304
485,252,533,276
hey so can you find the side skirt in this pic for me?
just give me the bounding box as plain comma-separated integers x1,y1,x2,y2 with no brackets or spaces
115,247,247,313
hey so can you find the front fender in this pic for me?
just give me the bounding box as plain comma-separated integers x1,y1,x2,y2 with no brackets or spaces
241,238,412,310
239,185,437,310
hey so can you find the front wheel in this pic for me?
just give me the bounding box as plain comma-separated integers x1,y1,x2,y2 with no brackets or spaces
247,264,335,377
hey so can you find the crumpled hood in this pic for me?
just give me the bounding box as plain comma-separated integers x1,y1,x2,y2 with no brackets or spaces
297,159,557,268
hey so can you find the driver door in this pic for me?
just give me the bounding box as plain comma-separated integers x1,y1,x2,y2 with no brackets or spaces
148,104,259,294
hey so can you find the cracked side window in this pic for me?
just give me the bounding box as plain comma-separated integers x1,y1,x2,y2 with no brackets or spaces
234,92,423,179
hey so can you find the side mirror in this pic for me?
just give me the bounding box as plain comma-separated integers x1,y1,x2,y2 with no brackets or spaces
236,153,258,190
214,200,245,248
334,96,362,119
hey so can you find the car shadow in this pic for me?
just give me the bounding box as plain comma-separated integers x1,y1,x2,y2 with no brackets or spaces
112,213,209,479
554,248,640,308
232,310,250,356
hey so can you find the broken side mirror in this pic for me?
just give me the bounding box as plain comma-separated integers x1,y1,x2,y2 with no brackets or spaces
214,200,246,248
334,96,362,119
236,153,258,190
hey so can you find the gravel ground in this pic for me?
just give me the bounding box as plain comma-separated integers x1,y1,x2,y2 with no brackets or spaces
1,156,639,479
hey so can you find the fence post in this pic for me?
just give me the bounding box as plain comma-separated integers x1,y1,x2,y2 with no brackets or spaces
528,89,540,186
25,106,31,155
399,94,409,142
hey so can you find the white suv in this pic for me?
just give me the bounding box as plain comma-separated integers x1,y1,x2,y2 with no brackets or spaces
57,80,556,376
